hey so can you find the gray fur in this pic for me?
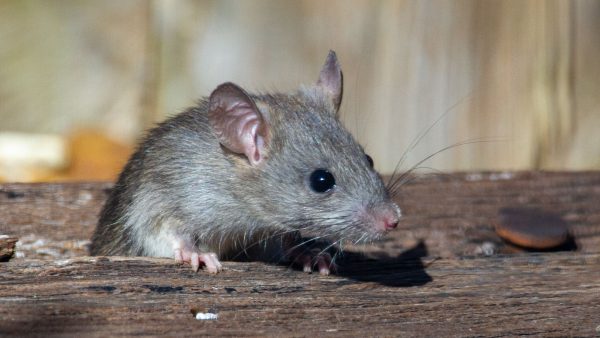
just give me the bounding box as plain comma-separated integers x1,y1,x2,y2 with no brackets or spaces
90,58,400,263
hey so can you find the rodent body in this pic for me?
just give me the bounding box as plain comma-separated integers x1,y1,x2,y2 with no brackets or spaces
90,51,401,274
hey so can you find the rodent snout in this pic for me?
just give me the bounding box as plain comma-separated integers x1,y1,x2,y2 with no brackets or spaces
378,213,400,232
364,202,401,233
384,219,399,230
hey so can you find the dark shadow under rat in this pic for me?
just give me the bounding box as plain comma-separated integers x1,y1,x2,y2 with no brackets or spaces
233,238,433,288
330,241,433,287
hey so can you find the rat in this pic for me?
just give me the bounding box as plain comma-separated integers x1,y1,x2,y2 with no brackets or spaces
89,51,401,275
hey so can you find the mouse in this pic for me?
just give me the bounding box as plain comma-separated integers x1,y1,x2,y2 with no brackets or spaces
89,51,401,275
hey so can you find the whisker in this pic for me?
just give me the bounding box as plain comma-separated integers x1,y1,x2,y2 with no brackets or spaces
388,137,504,193
387,93,474,188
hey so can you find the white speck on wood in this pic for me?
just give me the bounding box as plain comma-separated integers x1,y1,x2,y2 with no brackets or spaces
195,312,218,320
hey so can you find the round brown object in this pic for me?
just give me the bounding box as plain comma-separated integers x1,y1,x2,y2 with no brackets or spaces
494,208,569,249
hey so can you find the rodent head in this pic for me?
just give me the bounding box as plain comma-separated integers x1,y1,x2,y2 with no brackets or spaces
208,51,401,244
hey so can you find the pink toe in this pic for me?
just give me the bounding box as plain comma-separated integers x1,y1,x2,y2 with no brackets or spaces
190,252,200,272
317,258,330,276
200,253,219,274
301,255,313,273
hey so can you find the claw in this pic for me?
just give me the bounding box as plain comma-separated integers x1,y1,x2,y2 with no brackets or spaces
316,253,332,276
199,253,222,274
282,232,338,275
293,250,336,275
302,258,313,273
190,252,200,272
172,243,222,273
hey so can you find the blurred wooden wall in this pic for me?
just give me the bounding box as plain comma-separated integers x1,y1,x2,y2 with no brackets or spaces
0,0,599,181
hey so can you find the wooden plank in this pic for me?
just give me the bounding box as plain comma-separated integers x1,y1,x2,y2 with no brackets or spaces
1,254,599,336
0,182,111,259
1,172,599,336
1,172,599,259
388,171,600,257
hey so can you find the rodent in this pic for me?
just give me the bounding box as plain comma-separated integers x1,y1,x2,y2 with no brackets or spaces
89,51,401,275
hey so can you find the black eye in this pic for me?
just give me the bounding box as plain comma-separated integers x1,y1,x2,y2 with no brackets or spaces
309,169,336,193
365,154,374,168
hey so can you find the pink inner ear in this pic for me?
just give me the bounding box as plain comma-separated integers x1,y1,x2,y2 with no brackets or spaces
208,83,268,166
238,120,261,165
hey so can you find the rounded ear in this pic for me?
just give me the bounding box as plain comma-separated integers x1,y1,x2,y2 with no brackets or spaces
208,82,269,166
316,50,344,112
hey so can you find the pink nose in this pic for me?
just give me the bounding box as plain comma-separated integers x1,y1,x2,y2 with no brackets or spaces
385,220,399,230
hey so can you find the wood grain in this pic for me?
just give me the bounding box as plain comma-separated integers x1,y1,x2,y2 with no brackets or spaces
0,182,111,259
1,172,599,336
0,254,598,337
2,172,599,260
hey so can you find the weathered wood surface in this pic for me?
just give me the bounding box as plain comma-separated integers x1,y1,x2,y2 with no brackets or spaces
1,254,599,337
1,172,599,260
0,182,111,259
1,172,600,336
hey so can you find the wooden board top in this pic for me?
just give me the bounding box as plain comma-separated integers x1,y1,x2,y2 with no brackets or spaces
1,254,599,336
1,171,600,336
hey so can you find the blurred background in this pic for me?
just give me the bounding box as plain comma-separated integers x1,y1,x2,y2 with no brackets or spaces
0,0,599,182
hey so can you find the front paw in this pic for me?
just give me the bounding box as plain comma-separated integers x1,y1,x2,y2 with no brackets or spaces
174,248,222,274
287,247,337,276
